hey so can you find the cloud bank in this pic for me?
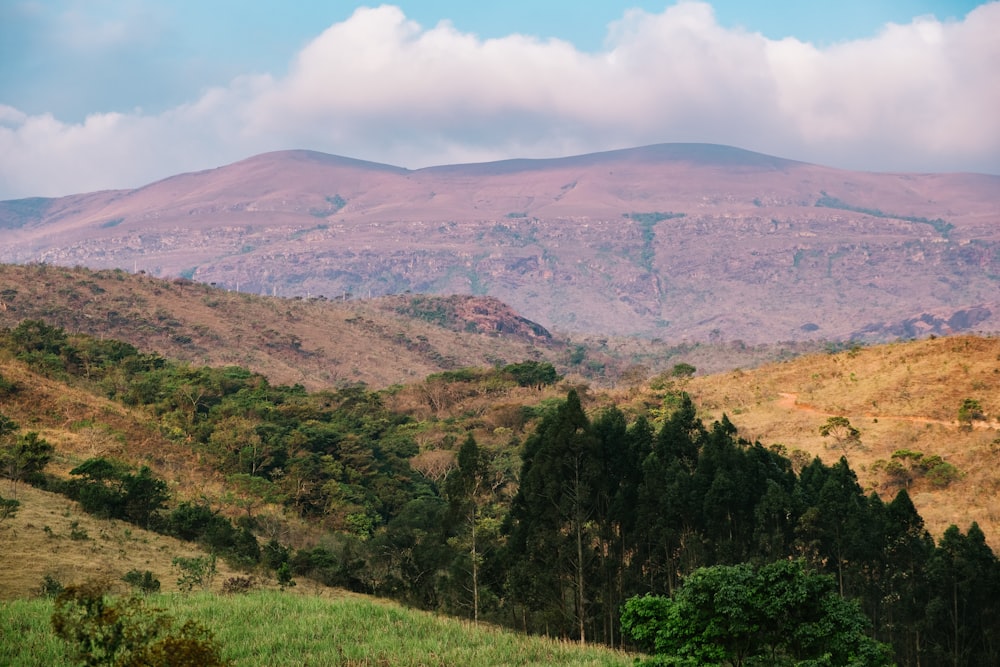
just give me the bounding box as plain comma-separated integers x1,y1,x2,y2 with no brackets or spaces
1,1,998,199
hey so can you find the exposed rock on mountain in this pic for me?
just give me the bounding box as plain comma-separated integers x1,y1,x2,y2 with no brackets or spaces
2,143,998,342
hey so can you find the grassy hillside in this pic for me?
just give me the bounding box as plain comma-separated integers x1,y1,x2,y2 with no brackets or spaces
0,484,249,599
1,588,634,666
2,325,1000,664
684,334,1000,545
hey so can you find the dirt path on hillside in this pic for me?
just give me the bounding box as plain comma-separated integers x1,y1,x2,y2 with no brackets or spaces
775,393,1000,430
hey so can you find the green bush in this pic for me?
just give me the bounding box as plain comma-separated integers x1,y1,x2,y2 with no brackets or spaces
172,555,217,593
122,570,161,595
51,580,226,666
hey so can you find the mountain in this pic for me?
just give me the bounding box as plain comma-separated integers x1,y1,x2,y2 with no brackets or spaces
2,143,998,342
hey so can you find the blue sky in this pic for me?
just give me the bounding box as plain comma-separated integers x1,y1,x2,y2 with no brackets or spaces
0,1,997,198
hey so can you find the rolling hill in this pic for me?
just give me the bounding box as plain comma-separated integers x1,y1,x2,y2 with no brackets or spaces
2,143,998,342
0,263,815,389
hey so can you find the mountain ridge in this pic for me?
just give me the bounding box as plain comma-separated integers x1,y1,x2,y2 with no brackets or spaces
2,143,998,342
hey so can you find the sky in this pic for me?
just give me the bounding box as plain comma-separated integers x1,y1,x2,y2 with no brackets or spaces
0,1,997,199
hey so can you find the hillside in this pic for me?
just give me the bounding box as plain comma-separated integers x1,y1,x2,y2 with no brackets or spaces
685,334,1000,542
0,263,814,388
2,143,998,342
2,323,1000,663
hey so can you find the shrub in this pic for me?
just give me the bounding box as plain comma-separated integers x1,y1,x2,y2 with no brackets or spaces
277,563,296,591
51,580,226,666
172,555,217,592
38,574,64,598
262,538,291,570
0,494,18,526
221,576,256,595
122,569,161,595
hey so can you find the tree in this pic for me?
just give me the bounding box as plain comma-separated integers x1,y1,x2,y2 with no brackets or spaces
0,428,55,496
506,390,601,643
819,416,861,453
445,434,488,623
621,559,892,666
670,363,696,379
924,523,1000,666
68,458,168,528
502,361,561,388
172,555,218,592
958,398,985,430
0,493,18,527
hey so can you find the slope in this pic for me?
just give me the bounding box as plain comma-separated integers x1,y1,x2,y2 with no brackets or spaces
684,334,1000,545
2,143,998,341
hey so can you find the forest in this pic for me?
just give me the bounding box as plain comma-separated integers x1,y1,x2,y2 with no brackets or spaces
2,318,999,666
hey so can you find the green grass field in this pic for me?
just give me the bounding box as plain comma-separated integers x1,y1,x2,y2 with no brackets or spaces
0,590,636,666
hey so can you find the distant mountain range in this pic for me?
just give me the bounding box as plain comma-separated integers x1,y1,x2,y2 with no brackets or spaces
2,143,998,342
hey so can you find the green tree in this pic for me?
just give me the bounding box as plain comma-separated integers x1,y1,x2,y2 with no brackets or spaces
957,398,984,430
502,361,561,388
1,421,54,498
819,416,861,453
670,362,696,379
0,493,18,527
621,559,892,666
924,523,1000,666
445,434,489,623
172,554,218,592
506,390,601,643
68,458,168,528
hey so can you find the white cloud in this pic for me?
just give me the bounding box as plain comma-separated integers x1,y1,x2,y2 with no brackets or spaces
1,1,998,199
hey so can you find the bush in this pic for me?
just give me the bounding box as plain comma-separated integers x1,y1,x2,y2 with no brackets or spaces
172,555,217,592
37,573,64,598
276,563,296,591
51,580,226,666
262,538,291,570
122,569,161,595
167,503,259,566
221,576,256,595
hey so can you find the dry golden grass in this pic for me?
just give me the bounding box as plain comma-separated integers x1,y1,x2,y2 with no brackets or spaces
684,335,1000,547
0,483,251,600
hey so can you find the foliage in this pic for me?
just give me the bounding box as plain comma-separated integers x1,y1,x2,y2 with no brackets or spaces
38,574,65,598
957,398,984,428
1,430,54,492
67,458,169,529
122,570,161,595
221,576,257,595
873,450,962,490
4,590,634,666
0,493,18,526
172,555,218,593
621,560,892,666
50,580,226,666
818,416,861,452
0,414,49,498
4,319,1000,663
669,362,696,379
815,192,954,236
501,360,561,388
166,502,260,566
276,563,295,591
